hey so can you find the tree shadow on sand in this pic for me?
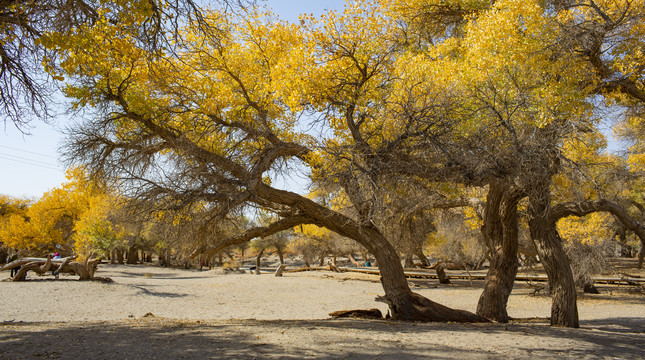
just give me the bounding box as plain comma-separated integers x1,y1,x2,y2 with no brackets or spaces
0,317,643,359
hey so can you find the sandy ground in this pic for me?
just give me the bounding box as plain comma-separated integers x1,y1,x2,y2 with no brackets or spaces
0,263,644,359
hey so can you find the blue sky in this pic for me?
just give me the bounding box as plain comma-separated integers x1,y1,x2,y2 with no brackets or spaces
0,1,346,198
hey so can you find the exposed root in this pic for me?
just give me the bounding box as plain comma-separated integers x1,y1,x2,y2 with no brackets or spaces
391,292,490,323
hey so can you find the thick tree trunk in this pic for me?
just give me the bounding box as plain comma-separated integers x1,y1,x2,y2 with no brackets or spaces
529,184,579,328
116,250,124,264
337,223,485,322
126,245,139,264
250,183,488,322
476,182,521,323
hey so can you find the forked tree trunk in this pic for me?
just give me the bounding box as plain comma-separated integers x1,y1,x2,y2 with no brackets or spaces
476,182,522,323
529,184,579,328
67,258,100,280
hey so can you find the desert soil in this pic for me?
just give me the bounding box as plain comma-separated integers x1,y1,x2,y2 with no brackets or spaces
0,263,644,359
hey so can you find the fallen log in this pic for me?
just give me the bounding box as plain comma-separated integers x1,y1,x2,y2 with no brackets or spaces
2,256,98,281
1,256,78,271
12,258,53,281
329,309,383,319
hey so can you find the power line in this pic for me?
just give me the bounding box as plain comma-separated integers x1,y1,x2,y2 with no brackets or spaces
0,144,58,159
0,151,60,167
0,155,62,172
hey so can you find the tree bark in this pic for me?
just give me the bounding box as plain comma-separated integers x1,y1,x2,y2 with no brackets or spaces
5,256,97,281
435,263,451,284
11,257,52,281
255,248,265,275
476,182,522,323
116,250,124,264
198,183,488,322
274,264,286,277
415,247,430,268
334,222,485,322
529,183,579,328
126,245,139,264
404,252,415,268
549,198,645,270
347,254,361,267
276,247,284,265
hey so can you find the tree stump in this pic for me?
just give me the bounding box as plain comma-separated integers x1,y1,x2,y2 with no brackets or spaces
435,263,451,284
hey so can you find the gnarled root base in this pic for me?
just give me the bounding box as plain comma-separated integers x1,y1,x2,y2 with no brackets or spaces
389,292,489,323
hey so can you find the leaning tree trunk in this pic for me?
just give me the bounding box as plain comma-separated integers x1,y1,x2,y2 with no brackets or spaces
347,254,362,267
415,247,430,268
435,262,451,284
255,248,265,275
363,226,484,322
476,182,522,323
253,183,488,322
276,247,284,265
403,252,415,268
529,184,579,328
